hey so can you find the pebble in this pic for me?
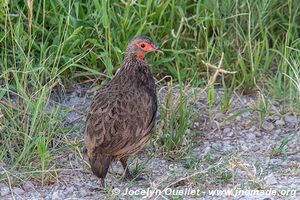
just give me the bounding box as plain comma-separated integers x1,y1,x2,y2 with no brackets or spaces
264,173,278,185
273,116,280,120
79,189,88,197
181,139,188,146
223,127,231,134
30,196,43,200
51,190,63,200
222,145,233,152
13,187,25,195
275,119,285,126
65,186,75,194
0,183,10,196
284,115,298,123
247,132,256,140
262,122,275,131
235,126,242,131
211,143,222,149
251,145,260,151
23,181,34,191
241,145,249,151
249,126,256,131
274,129,281,134
227,132,234,137
255,131,262,137
203,141,210,146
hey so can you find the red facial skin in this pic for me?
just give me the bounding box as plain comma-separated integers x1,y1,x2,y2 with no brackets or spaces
136,41,162,59
138,54,145,59
136,42,156,52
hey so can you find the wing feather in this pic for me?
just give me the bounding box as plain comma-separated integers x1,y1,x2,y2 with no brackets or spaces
84,88,157,157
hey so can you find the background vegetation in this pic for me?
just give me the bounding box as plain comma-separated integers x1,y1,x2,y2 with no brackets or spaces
0,0,299,181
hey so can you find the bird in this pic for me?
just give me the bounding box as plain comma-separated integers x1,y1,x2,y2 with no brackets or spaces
84,35,162,188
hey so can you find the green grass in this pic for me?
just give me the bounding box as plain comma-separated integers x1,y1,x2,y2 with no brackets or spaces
0,0,299,182
156,81,197,156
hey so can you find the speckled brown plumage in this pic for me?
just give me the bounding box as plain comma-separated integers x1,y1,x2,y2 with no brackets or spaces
84,36,161,187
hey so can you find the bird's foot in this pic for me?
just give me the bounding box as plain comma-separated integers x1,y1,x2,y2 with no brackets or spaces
132,175,146,181
123,172,133,180
123,170,146,181
89,187,106,193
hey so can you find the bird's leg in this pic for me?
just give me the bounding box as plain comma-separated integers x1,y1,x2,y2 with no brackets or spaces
120,156,133,180
100,178,105,188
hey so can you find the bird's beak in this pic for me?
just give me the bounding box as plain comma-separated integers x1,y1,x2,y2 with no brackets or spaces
153,44,163,54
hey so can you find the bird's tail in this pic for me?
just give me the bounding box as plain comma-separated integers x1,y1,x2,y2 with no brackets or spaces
89,153,113,179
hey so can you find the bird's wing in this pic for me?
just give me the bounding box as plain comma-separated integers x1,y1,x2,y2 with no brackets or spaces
84,88,157,157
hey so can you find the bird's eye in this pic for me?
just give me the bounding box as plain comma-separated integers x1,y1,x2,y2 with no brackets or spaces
140,43,146,48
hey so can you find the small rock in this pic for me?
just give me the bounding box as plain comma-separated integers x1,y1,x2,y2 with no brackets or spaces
249,126,256,131
262,122,274,131
223,127,231,134
79,189,88,197
65,186,76,195
0,184,10,196
222,142,233,151
23,181,34,191
274,129,281,134
255,131,262,137
30,195,43,200
203,141,210,146
227,132,234,137
273,116,280,120
13,187,25,195
247,132,256,140
181,139,189,146
264,173,278,185
51,190,63,200
235,126,242,131
243,119,252,125
284,115,298,123
275,119,285,126
211,143,222,149
251,145,260,151
241,145,249,151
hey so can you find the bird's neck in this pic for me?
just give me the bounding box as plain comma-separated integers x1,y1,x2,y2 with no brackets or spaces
124,53,147,65
112,56,153,89
121,54,149,71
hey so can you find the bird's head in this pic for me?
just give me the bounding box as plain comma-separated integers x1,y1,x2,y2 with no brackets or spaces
125,35,162,60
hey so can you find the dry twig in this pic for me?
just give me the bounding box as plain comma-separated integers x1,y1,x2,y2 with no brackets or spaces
201,53,237,86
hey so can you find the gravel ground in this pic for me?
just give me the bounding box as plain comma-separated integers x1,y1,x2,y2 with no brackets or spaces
0,83,299,200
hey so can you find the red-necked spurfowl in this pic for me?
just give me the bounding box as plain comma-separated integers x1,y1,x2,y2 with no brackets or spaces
84,36,162,187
